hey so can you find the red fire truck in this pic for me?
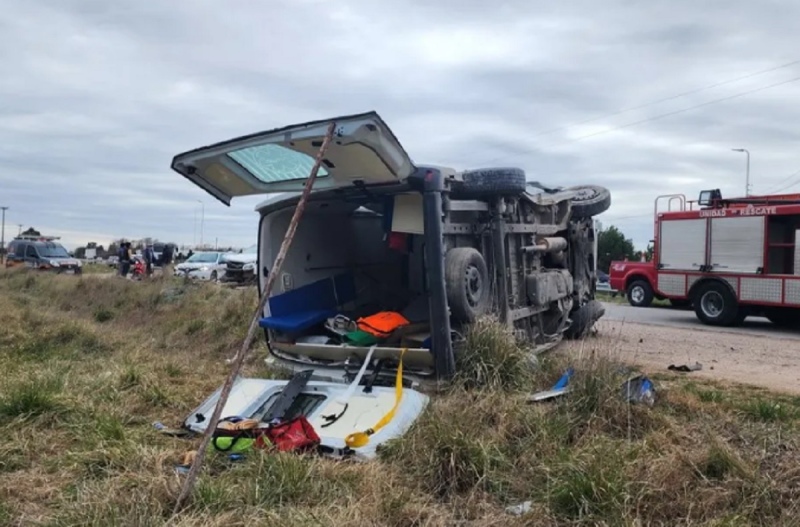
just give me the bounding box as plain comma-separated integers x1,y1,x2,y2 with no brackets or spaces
608,189,800,327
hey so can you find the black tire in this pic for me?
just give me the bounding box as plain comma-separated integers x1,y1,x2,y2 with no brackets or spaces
765,307,799,328
210,271,218,281
564,300,606,339
460,167,527,195
693,281,738,326
731,308,749,327
445,247,491,323
627,280,653,307
566,185,612,218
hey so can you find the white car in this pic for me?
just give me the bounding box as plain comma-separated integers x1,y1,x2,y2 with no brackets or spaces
220,244,258,285
173,251,229,281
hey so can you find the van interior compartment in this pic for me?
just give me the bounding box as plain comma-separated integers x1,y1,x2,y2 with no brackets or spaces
260,194,432,368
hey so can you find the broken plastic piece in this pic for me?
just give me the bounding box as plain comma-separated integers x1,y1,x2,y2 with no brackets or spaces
505,501,533,516
668,362,702,372
621,375,656,406
527,368,574,402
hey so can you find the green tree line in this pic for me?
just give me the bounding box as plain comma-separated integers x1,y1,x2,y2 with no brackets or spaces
597,225,652,272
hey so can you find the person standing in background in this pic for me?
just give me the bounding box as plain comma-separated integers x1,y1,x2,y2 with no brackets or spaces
122,242,133,277
118,242,129,277
143,243,155,277
161,243,174,278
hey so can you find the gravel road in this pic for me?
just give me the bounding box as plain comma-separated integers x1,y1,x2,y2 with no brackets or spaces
602,302,800,340
566,317,800,395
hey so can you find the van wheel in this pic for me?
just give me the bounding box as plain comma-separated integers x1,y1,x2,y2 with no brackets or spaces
210,271,218,281
566,185,612,218
445,248,491,323
693,281,738,326
461,168,527,195
627,280,653,307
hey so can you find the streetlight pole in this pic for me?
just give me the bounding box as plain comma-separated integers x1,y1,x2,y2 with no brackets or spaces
197,200,205,248
732,148,750,196
0,206,7,264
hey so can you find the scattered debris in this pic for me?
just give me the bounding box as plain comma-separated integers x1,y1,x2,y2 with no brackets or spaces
505,501,533,516
153,421,193,438
528,368,657,406
182,372,429,460
668,362,703,372
527,368,574,402
621,375,656,406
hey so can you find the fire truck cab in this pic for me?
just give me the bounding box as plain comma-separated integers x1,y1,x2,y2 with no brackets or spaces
609,189,800,327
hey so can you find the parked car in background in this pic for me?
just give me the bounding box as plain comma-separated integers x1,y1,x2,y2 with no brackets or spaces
5,237,83,274
173,251,229,281
220,244,259,285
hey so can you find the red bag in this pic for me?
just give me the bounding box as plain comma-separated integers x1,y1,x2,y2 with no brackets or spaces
255,416,321,453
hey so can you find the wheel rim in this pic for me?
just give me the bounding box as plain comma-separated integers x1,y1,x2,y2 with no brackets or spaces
630,285,645,304
464,265,483,307
700,291,724,319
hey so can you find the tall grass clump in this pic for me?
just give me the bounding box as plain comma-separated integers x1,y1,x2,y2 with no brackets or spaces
454,316,537,390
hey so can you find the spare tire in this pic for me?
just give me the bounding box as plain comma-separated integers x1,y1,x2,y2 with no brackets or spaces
461,167,527,195
567,185,611,218
445,247,491,323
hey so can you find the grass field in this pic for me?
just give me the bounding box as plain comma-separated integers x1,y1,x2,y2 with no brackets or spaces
1,269,799,526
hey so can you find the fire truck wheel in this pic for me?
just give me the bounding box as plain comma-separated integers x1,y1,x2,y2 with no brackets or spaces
445,247,491,323
693,281,738,326
626,280,653,307
566,185,612,218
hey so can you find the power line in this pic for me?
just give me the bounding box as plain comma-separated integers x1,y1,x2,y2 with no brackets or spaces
520,58,800,143
602,213,652,222
480,74,800,165
546,75,800,147
762,169,800,194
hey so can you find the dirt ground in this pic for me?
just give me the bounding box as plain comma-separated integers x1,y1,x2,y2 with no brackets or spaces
564,320,800,395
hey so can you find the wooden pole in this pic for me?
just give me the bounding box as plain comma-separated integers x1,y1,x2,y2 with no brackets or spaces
172,121,337,515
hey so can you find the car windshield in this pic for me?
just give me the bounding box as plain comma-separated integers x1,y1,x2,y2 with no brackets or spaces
187,252,219,263
37,243,70,258
243,244,257,254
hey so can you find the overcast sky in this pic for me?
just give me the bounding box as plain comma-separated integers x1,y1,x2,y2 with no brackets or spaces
2,0,799,250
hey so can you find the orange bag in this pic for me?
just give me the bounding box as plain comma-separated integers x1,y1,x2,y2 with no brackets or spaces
357,311,410,338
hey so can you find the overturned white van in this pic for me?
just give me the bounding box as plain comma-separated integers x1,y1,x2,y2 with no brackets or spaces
171,111,610,388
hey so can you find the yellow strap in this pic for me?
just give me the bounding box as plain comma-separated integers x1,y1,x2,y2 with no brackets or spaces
345,348,407,448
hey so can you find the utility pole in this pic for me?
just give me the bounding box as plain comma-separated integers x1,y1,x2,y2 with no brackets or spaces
0,206,7,264
17,224,22,236
197,200,205,248
731,148,751,196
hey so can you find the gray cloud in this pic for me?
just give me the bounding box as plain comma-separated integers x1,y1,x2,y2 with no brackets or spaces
1,0,799,251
